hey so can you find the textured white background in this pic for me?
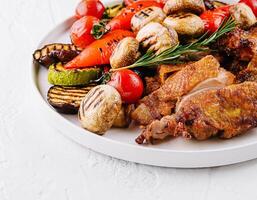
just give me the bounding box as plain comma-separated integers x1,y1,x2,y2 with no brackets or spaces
1,0,257,199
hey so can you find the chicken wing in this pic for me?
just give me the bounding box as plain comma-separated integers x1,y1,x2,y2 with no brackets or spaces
136,82,257,144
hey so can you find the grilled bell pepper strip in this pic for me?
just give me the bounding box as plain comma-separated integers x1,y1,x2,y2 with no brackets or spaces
107,1,163,31
65,30,134,69
124,0,167,7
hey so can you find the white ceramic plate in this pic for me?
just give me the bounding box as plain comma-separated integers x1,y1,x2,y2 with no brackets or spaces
31,0,257,168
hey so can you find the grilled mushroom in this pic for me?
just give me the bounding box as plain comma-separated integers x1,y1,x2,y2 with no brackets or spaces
79,85,122,134
136,22,179,54
112,105,134,128
110,37,140,69
131,6,166,32
163,13,205,37
230,3,256,29
163,0,205,15
33,43,82,67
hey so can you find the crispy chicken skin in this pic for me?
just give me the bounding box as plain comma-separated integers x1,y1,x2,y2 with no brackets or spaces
131,56,235,125
237,54,257,82
136,82,257,144
215,24,257,62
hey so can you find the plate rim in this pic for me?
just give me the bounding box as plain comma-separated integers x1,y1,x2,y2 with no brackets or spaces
31,1,257,168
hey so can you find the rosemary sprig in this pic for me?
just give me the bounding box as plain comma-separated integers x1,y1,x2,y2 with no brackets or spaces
111,17,235,71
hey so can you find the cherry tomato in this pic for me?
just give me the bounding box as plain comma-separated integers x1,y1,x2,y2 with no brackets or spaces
75,0,105,19
240,0,257,16
107,1,163,30
70,16,99,49
108,69,144,103
200,6,230,33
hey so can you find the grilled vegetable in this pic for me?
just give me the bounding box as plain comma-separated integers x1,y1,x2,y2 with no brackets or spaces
107,69,144,104
163,13,205,37
163,0,206,15
75,0,105,19
70,16,99,49
136,22,179,54
110,37,140,69
131,6,166,32
239,0,257,16
79,85,122,134
230,3,256,29
200,5,230,33
103,4,124,19
33,43,82,67
48,63,100,86
65,30,134,69
107,1,163,31
112,105,132,128
47,84,96,114
204,0,228,10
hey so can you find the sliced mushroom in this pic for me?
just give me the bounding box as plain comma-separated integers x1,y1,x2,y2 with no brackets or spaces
79,85,122,134
163,13,205,37
230,3,256,29
163,0,205,15
136,22,179,54
110,37,140,69
131,6,166,32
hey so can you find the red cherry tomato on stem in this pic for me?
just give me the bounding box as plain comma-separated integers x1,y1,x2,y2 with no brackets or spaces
108,69,144,103
75,0,105,19
200,6,230,33
239,0,257,16
70,16,99,49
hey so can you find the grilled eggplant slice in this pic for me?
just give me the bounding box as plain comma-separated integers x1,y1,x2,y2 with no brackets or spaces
33,43,82,67
47,85,96,114
79,85,122,134
48,63,100,86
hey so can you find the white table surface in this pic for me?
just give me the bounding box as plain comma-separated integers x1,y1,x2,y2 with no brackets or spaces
1,0,257,199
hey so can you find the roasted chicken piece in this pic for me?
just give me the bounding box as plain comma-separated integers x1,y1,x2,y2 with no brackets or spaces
131,6,166,33
230,3,256,29
145,76,161,95
237,54,257,82
163,13,205,37
163,0,205,15
131,56,235,125
136,22,179,54
215,24,257,62
136,82,257,144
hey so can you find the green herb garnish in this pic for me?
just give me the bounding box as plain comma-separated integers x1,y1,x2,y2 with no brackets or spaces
111,17,236,71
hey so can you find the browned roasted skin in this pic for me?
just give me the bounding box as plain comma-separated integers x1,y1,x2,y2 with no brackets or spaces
136,82,257,144
144,76,161,95
215,24,257,62
237,54,257,82
132,55,222,125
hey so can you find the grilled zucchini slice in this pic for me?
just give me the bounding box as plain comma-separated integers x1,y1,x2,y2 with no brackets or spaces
47,84,96,114
33,43,82,67
48,63,100,86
